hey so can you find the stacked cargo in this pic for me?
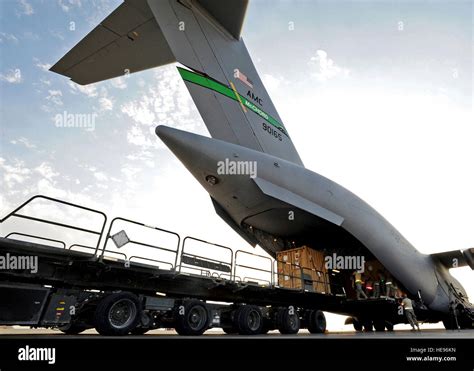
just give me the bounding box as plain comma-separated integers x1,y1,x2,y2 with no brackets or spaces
276,246,331,294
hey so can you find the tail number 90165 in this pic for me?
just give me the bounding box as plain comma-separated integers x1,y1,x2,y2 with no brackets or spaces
262,123,282,141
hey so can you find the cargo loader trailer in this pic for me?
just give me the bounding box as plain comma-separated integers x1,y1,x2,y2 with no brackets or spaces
0,195,415,336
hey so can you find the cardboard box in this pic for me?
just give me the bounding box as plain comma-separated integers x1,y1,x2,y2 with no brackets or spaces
276,246,330,293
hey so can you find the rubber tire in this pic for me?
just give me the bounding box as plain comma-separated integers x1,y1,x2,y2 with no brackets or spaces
307,310,326,334
59,322,87,335
363,319,373,332
94,292,141,336
276,307,300,334
374,320,386,332
353,318,363,332
175,300,209,336
234,305,264,335
385,321,394,331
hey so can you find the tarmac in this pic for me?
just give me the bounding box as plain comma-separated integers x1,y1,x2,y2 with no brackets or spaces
0,327,472,339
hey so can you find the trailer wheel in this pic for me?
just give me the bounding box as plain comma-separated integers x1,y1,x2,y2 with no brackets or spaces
307,310,326,334
363,319,373,332
59,322,87,335
276,307,300,334
374,320,386,332
94,292,141,336
175,300,209,336
352,318,363,332
235,305,263,335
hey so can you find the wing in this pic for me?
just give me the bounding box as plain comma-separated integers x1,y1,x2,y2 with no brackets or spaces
430,248,474,269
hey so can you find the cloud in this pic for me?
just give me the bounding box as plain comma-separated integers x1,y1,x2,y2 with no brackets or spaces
18,0,34,15
68,81,98,97
99,96,113,111
309,49,349,82
10,137,37,149
22,31,40,41
49,30,65,40
126,124,154,147
0,33,19,44
34,58,52,72
46,89,63,106
110,77,127,89
58,0,82,12
94,171,108,182
35,162,59,181
40,78,51,86
0,68,23,84
0,158,31,188
121,66,206,146
126,150,155,168
121,100,155,126
262,74,284,92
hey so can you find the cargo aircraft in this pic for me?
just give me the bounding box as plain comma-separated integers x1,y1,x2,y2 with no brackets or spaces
51,0,473,330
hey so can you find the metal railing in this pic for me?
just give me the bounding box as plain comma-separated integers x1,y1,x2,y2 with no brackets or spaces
178,236,233,279
0,195,344,296
234,250,273,286
100,217,181,270
0,195,107,255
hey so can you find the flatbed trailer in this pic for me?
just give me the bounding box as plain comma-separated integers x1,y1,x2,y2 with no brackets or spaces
0,195,419,335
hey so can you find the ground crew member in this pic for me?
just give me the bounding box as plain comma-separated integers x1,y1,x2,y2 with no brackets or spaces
386,273,393,297
374,270,385,298
402,295,420,330
373,281,380,298
353,271,367,300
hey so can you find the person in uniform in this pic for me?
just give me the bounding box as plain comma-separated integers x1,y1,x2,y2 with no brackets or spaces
353,271,367,300
402,295,420,331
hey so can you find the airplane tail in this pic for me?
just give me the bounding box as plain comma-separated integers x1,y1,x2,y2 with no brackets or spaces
50,0,304,166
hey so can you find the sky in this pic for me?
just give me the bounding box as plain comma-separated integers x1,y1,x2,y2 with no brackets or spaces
0,0,473,331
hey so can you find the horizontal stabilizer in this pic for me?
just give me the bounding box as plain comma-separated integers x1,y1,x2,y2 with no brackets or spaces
50,0,175,85
431,248,474,270
253,177,344,226
197,0,249,39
